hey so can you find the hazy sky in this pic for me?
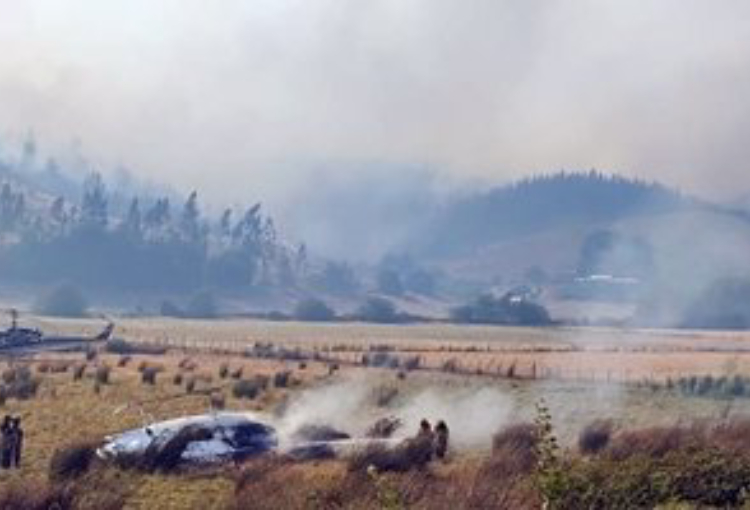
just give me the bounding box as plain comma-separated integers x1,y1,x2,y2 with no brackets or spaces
1,0,750,203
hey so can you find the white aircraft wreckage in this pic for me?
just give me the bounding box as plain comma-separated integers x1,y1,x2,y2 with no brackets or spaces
97,412,278,466
97,412,406,469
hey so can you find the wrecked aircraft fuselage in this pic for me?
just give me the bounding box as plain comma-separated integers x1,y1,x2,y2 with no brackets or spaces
97,412,278,465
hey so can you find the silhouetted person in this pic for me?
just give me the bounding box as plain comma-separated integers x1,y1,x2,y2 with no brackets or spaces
417,419,432,438
0,415,12,469
434,420,449,459
415,419,434,462
10,417,23,468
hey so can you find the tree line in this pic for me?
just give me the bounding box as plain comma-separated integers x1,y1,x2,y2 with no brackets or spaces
0,172,307,293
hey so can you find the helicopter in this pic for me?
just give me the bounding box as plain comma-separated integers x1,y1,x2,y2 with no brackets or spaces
0,308,114,352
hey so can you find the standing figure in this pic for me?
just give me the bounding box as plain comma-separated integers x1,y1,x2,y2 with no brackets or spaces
417,419,433,439
434,420,450,459
415,419,434,462
0,416,12,469
10,417,23,468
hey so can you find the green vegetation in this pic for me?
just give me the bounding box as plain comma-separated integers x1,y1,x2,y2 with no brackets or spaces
451,292,552,326
34,282,89,318
293,297,336,322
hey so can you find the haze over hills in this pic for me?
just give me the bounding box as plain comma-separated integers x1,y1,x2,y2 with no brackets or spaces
3,137,750,328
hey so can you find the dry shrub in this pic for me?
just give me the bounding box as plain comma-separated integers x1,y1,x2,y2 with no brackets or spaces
172,373,183,386
2,365,31,384
140,366,161,385
185,378,196,394
441,358,460,373
606,425,703,461
210,392,226,410
49,440,99,482
232,379,261,400
257,374,270,389
233,455,290,493
2,366,41,400
490,423,538,477
231,461,343,510
348,437,433,473
116,356,131,368
0,480,74,510
366,417,403,439
468,464,542,510
403,356,421,371
231,454,538,510
579,420,613,455
219,363,230,379
94,366,111,385
40,361,71,374
273,371,291,388
73,364,86,381
178,357,197,371
708,419,750,453
230,367,244,380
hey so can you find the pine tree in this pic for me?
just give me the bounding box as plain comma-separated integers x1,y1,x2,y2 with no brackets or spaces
81,172,108,228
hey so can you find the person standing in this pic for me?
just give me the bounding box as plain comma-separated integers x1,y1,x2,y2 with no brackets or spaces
434,420,449,460
415,419,435,462
0,415,13,469
10,417,23,468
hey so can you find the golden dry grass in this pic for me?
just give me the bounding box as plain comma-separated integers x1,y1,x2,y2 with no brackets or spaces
3,317,750,508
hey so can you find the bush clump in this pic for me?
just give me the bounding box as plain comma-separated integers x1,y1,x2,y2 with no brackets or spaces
219,363,230,379
0,480,75,510
232,379,262,400
140,366,161,385
273,371,291,388
451,292,551,326
606,425,702,461
548,448,750,509
94,365,111,385
1,366,41,400
73,364,86,381
35,283,89,318
348,437,433,473
49,441,98,482
293,298,336,322
356,297,402,324
579,420,613,455
183,291,218,319
489,422,539,476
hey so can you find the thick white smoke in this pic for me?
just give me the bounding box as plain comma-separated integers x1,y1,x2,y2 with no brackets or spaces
275,375,514,450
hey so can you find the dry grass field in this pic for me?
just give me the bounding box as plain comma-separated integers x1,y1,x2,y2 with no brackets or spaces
39,316,750,381
3,317,750,508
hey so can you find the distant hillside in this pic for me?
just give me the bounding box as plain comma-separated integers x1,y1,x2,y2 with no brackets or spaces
418,171,687,259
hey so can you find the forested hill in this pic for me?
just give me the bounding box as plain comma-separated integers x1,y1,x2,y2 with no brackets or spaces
0,143,308,296
418,171,688,258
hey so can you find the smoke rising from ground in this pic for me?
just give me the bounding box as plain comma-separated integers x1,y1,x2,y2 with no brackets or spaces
276,375,514,450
